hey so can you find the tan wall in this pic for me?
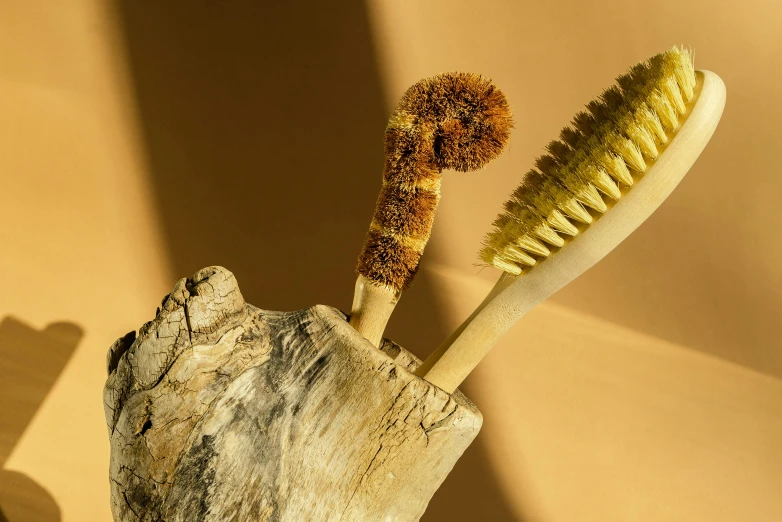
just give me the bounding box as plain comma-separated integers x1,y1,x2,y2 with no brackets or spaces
0,1,171,520
369,0,782,520
0,1,779,521
369,0,782,379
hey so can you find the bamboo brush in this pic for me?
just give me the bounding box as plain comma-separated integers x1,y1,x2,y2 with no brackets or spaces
350,72,513,346
415,47,726,392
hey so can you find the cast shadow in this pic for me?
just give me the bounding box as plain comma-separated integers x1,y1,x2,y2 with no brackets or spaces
389,273,523,521
0,318,82,522
112,1,520,519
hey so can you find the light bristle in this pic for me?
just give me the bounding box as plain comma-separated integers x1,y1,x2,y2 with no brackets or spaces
625,114,659,158
548,209,578,236
647,90,679,130
597,149,634,186
635,104,668,145
608,132,646,172
660,76,687,114
516,235,551,257
480,246,523,275
561,198,593,223
583,163,621,200
577,182,608,212
505,244,537,266
480,46,696,274
533,221,565,247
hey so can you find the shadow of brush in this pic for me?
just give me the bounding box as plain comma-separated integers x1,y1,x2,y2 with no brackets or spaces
387,271,522,521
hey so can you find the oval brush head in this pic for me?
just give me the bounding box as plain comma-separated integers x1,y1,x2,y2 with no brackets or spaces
417,47,726,392
350,72,513,346
480,46,696,275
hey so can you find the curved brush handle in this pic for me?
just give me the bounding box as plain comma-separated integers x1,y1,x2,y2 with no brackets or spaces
417,70,726,392
351,73,513,346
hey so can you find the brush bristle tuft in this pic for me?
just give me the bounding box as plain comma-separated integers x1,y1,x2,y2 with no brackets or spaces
359,72,513,290
480,46,696,274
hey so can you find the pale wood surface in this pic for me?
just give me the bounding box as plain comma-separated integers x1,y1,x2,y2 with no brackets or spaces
349,275,401,347
106,267,481,522
418,70,727,393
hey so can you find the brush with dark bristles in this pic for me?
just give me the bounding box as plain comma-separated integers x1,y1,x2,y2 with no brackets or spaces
415,47,726,392
350,72,513,347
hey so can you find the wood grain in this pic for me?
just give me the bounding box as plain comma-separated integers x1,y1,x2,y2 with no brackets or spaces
105,266,482,522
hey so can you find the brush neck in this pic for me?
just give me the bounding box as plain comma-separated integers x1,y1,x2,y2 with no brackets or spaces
414,273,523,391
349,275,401,347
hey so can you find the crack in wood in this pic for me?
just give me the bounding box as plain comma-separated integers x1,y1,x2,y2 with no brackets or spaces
105,266,482,521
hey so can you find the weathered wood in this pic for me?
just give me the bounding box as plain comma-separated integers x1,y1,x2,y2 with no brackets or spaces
104,266,482,521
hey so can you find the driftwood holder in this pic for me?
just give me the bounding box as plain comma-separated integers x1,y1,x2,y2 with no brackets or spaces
104,266,482,521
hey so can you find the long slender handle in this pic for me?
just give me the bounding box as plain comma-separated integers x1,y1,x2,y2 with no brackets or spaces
351,73,513,346
417,70,727,393
413,272,517,380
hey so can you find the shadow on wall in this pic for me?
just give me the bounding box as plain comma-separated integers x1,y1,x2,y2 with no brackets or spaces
0,318,82,522
112,1,521,520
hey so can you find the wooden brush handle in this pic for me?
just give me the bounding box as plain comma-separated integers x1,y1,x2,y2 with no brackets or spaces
349,275,400,347
351,73,513,346
416,70,727,393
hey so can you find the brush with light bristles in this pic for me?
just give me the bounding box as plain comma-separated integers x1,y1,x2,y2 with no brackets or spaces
415,46,726,393
350,72,513,347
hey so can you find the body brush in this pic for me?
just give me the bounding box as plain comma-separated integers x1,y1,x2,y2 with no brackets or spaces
350,72,513,346
416,47,726,392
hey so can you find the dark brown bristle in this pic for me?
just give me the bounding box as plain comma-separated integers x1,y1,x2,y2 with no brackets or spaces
601,86,624,109
374,186,439,240
534,155,559,175
356,232,421,290
503,198,525,215
559,127,582,148
547,140,573,164
357,72,513,290
617,63,650,92
586,100,610,122
572,111,596,135
513,170,545,198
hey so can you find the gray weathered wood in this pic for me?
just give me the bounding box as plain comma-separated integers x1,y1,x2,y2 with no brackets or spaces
104,266,482,521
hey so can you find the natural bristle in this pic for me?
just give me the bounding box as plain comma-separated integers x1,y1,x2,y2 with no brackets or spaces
481,46,696,274
359,72,513,290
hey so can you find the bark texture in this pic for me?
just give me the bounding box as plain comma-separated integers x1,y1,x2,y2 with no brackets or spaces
104,266,482,521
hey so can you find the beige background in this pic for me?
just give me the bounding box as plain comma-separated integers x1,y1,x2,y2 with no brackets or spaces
0,1,780,521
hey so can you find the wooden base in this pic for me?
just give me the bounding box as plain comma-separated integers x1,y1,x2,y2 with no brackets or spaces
104,266,482,522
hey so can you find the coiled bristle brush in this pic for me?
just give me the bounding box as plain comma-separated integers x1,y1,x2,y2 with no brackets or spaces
415,46,726,392
350,72,513,346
